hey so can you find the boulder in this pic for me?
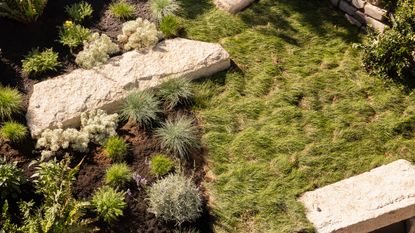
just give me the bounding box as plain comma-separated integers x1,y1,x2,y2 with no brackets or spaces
26,38,231,137
214,0,256,14
299,159,415,233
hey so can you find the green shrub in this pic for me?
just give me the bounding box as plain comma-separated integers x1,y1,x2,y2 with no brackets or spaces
103,136,128,161
0,157,24,199
0,121,27,142
109,0,135,20
150,154,174,176
150,0,180,20
0,0,48,23
120,90,161,127
0,87,22,119
59,22,91,51
105,163,132,187
157,78,193,110
65,1,93,23
155,116,199,161
92,186,126,223
22,48,60,76
159,15,181,38
147,173,202,224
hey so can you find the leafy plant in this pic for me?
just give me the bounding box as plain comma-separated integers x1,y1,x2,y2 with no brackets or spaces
0,121,27,142
22,48,60,76
0,87,22,119
105,163,132,187
59,21,91,51
109,0,135,20
117,17,160,51
147,173,202,224
76,32,120,69
0,157,24,199
65,1,93,23
92,186,126,223
155,116,199,161
0,0,49,23
157,78,193,110
159,15,181,38
150,154,174,176
120,90,161,127
149,0,180,20
103,136,128,161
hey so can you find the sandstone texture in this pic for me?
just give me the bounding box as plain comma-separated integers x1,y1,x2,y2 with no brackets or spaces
214,0,255,13
299,159,415,233
27,38,230,137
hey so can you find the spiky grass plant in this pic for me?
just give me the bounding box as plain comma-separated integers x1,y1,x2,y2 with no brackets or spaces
159,15,181,38
0,121,27,142
65,1,93,23
155,116,199,161
109,0,135,20
120,90,161,127
0,87,23,119
150,154,174,176
105,163,132,188
92,186,126,223
150,0,180,20
103,136,128,161
157,78,193,110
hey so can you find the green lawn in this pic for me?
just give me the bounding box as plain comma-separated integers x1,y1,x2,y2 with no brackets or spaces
182,0,415,232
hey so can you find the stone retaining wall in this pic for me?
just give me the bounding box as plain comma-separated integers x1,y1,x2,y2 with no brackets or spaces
331,0,389,32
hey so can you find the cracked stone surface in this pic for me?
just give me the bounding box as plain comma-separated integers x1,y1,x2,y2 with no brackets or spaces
299,159,415,233
214,0,255,13
27,38,230,137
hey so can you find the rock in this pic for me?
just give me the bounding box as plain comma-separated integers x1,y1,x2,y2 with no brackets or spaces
351,0,366,9
214,0,255,14
339,0,357,15
330,0,340,6
299,160,415,233
345,14,362,28
364,3,387,21
365,15,388,32
407,217,415,233
26,38,231,137
367,0,382,6
352,10,366,24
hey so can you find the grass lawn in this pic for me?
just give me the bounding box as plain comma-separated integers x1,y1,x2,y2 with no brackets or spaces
182,0,415,232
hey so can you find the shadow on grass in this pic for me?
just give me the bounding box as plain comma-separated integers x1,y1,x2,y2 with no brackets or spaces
179,0,213,19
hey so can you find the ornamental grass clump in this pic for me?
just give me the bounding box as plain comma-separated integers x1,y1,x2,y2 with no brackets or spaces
0,121,27,142
22,48,60,76
150,0,180,20
105,163,132,188
120,90,161,127
159,15,181,38
155,116,199,161
59,21,91,51
147,173,202,224
150,154,174,176
0,157,25,199
117,18,160,51
92,186,126,223
0,0,49,23
0,87,23,119
65,1,93,23
109,0,135,20
76,32,119,69
103,136,128,161
157,78,193,110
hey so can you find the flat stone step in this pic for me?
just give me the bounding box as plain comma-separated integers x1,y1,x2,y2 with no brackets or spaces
214,0,256,13
26,38,230,137
299,159,415,233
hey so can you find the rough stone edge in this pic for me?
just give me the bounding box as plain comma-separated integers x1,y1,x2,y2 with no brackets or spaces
214,0,256,14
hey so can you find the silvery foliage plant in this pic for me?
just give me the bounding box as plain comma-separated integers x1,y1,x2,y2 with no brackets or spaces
117,17,161,51
81,109,118,145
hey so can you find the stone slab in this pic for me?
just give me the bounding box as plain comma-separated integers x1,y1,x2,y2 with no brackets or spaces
345,14,362,28
365,15,388,32
351,0,366,9
299,159,415,233
26,38,230,137
364,3,387,21
339,0,357,15
214,0,255,14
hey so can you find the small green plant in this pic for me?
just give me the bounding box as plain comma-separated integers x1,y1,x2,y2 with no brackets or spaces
159,15,181,38
0,87,23,119
147,173,202,224
92,186,126,223
155,116,199,161
120,90,161,127
150,154,174,176
105,163,132,187
150,0,180,20
117,18,160,51
22,48,60,76
109,0,135,20
0,121,27,142
59,21,91,51
65,1,93,23
103,136,128,161
0,0,49,23
157,78,193,110
0,157,24,199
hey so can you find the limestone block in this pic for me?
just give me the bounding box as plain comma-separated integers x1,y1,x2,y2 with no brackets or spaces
339,0,358,15
214,0,255,14
365,15,388,32
364,3,387,21
351,0,366,9
345,14,362,27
